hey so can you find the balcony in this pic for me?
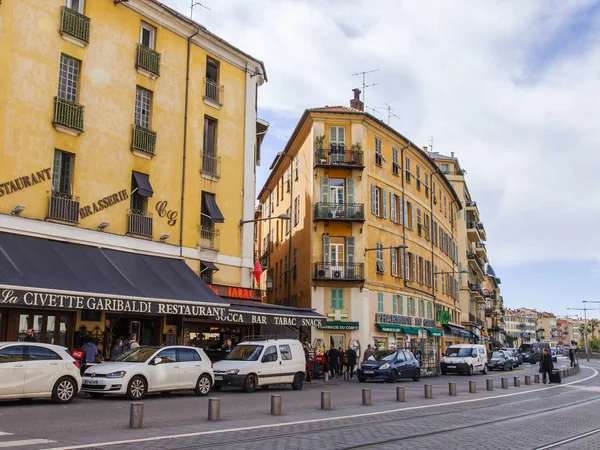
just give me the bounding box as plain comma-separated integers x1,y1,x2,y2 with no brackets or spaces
60,6,90,45
467,250,485,278
128,210,153,238
200,227,220,252
260,250,269,268
485,307,495,317
477,222,487,241
313,262,364,281
204,78,223,106
53,97,84,135
136,44,161,78
475,242,486,257
131,125,157,157
201,153,221,179
314,148,365,169
314,203,365,222
467,222,483,242
48,192,79,224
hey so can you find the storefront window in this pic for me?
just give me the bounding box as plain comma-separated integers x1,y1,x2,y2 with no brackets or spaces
46,316,56,344
329,334,345,350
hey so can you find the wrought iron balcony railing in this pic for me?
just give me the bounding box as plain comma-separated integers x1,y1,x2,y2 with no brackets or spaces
313,262,364,281
314,148,364,167
200,227,220,251
136,44,161,76
201,153,221,178
128,210,153,238
204,78,224,104
314,202,365,221
131,125,157,156
48,192,79,223
53,97,84,132
60,6,90,43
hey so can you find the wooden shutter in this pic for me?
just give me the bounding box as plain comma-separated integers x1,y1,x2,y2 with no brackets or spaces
391,248,397,276
321,177,329,203
346,178,354,204
400,296,404,315
403,199,408,226
330,126,337,144
390,192,396,222
371,184,377,215
346,237,355,264
338,127,345,145
323,234,330,264
411,204,416,231
382,189,388,219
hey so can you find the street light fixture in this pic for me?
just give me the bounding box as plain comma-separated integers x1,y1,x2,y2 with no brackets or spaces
239,213,290,227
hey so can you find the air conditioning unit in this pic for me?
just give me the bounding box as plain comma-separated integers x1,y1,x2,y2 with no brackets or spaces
333,270,342,279
317,269,326,278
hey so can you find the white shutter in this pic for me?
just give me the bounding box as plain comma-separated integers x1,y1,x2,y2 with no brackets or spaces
400,249,405,278
411,204,416,231
346,178,354,204
382,189,388,219
403,199,408,227
346,236,355,263
338,127,345,145
391,248,397,276
323,234,330,264
371,184,377,215
390,192,396,222
399,199,404,226
321,177,329,203
330,126,337,144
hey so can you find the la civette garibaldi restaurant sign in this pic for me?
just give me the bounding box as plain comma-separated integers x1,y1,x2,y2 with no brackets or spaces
0,168,51,197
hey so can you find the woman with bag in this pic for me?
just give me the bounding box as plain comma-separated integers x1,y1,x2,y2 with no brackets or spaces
539,348,553,384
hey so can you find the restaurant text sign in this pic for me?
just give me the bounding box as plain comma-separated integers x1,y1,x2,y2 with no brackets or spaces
0,168,51,197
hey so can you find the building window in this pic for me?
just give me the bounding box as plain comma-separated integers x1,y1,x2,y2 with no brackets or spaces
52,150,74,196
377,292,384,312
417,209,422,236
399,296,404,314
330,288,344,309
205,57,220,102
66,0,85,14
130,173,148,213
390,192,396,222
425,174,429,198
294,154,299,180
419,299,425,318
376,243,385,273
135,86,152,129
391,247,397,276
200,263,214,284
294,196,299,226
330,126,346,148
393,294,398,314
371,184,381,217
416,165,421,190
58,54,80,102
140,22,156,49
375,138,382,166
405,156,411,182
285,207,291,235
392,147,399,175
412,254,417,281
292,248,297,279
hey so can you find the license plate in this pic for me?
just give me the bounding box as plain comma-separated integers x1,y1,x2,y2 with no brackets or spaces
85,379,101,385
214,375,223,381
447,365,456,368
363,370,374,374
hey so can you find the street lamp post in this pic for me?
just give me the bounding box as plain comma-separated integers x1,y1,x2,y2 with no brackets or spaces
566,304,600,362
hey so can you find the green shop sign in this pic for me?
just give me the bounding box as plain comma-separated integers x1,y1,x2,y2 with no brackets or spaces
437,311,451,326
317,321,360,331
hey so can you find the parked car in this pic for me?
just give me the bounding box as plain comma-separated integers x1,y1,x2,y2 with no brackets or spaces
440,344,488,375
82,346,213,399
503,349,520,369
357,349,421,382
487,351,514,371
521,342,551,364
551,349,558,363
0,342,82,404
505,348,523,365
212,339,306,393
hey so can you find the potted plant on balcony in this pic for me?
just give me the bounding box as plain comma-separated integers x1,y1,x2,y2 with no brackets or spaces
350,142,363,164
315,135,325,150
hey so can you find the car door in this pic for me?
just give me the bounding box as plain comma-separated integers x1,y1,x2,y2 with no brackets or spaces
0,345,27,397
23,346,64,395
403,351,417,377
392,351,406,376
278,344,295,383
146,348,179,391
177,348,202,389
258,345,280,385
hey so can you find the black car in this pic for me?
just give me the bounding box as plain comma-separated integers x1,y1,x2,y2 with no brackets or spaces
357,349,421,383
503,349,520,369
487,351,514,371
505,348,523,365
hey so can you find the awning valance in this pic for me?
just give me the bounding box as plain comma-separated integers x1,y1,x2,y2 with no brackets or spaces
202,192,225,223
0,233,227,317
202,261,219,272
220,300,325,327
133,171,154,197
425,327,443,337
445,324,471,338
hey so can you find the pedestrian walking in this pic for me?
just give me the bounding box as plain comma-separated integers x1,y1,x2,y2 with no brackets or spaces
539,348,554,384
128,334,140,349
221,338,234,359
303,342,312,382
328,345,339,378
111,339,124,360
23,328,37,342
82,338,99,364
345,345,357,379
363,344,375,361
569,348,575,367
337,346,344,377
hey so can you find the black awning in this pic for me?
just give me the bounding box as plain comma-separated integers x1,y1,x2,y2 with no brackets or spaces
0,233,228,316
202,192,225,223
445,324,472,338
226,300,325,327
133,171,154,198
202,261,219,272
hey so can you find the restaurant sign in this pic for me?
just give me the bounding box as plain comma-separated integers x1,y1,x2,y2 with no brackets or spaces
375,313,435,328
0,288,227,318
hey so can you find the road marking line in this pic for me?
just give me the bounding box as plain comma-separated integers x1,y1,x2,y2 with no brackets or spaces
47,367,599,450
0,439,55,448
0,434,13,437
536,427,600,449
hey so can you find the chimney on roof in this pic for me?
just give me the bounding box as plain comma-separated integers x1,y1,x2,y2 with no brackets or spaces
451,152,455,157
422,146,428,153
350,88,363,111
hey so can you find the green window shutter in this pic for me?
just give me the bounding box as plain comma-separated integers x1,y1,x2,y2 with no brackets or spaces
346,178,354,204
390,192,396,222
400,296,404,314
371,184,377,215
330,289,337,309
382,189,388,219
378,292,384,312
393,294,397,314
339,289,345,309
323,234,330,264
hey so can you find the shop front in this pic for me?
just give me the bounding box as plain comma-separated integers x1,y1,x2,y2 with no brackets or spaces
314,320,360,355
442,323,472,351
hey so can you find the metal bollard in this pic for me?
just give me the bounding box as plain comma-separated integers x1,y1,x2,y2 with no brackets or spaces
501,378,508,389
534,374,540,384
396,386,405,402
208,398,220,421
469,380,476,393
525,375,531,385
448,382,457,396
129,402,143,429
362,388,372,406
271,394,281,416
321,391,331,410
424,384,433,399
514,377,520,387
486,379,494,391
324,372,329,383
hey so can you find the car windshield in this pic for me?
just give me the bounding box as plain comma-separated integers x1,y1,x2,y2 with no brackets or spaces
520,344,531,353
445,348,472,357
112,347,158,363
369,350,395,361
226,345,264,361
492,352,505,359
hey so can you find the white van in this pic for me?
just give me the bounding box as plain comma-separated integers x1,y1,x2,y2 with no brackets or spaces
212,339,306,392
440,344,488,375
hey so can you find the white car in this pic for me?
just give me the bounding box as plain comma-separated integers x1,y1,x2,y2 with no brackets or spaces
0,342,82,404
212,339,306,393
82,346,213,399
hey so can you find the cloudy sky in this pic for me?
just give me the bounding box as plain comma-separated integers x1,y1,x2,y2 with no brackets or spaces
164,0,600,318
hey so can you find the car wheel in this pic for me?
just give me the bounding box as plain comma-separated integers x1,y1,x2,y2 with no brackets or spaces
243,374,257,393
412,368,421,382
387,369,398,383
194,374,212,396
292,372,304,390
467,365,473,376
358,378,366,383
52,377,76,404
88,392,105,399
126,376,147,400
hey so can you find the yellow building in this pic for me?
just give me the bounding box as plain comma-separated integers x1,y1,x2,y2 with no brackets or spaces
257,90,461,367
0,0,323,355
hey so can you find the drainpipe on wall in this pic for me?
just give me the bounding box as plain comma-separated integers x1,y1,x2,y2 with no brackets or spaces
179,27,201,256
399,143,410,288
286,154,294,308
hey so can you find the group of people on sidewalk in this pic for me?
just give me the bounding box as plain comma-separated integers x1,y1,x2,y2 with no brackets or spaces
322,344,359,379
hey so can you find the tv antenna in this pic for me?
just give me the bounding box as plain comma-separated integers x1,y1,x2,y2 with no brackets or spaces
352,69,379,107
365,106,384,120
428,136,434,152
191,0,211,20
373,103,400,125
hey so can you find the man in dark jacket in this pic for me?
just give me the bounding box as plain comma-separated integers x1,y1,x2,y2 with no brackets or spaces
540,348,554,384
328,346,339,378
345,346,357,378
568,348,575,367
24,328,36,342
221,339,234,360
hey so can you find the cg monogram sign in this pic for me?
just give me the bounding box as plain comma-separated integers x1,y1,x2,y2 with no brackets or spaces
156,200,178,226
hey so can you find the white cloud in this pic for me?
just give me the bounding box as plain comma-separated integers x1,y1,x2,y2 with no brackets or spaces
164,0,600,267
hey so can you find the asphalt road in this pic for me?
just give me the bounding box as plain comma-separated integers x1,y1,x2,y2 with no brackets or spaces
0,356,597,450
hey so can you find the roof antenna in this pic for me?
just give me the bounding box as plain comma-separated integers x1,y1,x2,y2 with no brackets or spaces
428,136,434,152
191,0,211,20
352,69,379,109
373,103,400,125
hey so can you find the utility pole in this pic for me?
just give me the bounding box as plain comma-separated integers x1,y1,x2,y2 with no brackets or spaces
352,69,379,108
567,304,600,362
